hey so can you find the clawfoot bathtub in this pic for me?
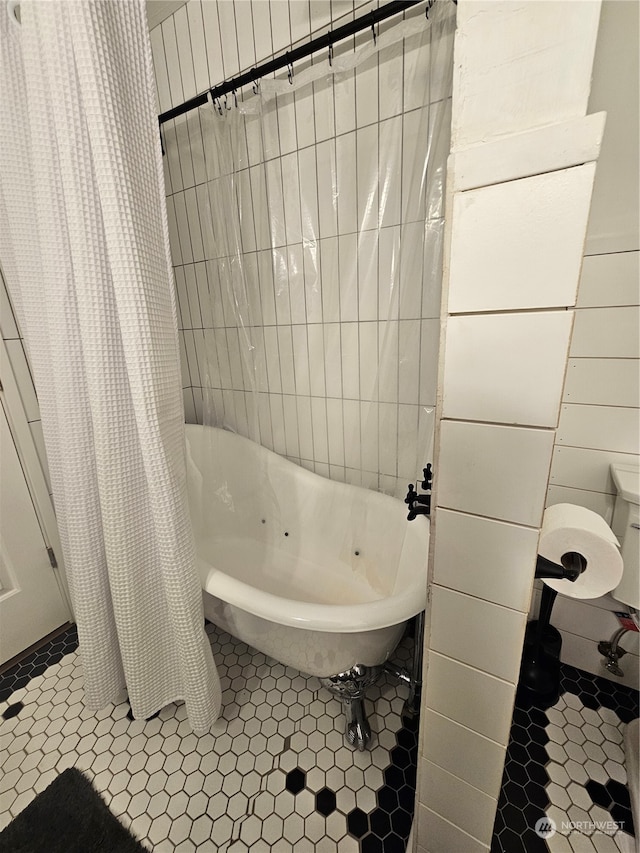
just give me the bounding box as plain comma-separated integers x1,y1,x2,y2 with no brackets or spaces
185,424,429,748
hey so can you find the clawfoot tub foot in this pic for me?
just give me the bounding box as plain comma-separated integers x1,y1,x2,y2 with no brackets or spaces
320,664,383,751
344,696,372,751
403,611,425,719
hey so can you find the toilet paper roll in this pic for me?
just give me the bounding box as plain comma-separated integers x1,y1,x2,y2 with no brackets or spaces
539,503,623,599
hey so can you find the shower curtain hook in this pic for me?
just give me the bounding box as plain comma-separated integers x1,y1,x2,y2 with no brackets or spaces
233,89,238,107
286,53,294,84
370,11,377,45
328,32,333,67
251,68,260,95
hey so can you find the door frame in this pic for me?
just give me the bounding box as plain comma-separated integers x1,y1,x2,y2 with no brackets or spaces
0,334,73,620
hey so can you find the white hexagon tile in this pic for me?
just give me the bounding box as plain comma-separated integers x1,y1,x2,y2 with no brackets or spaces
0,622,418,852
492,664,639,853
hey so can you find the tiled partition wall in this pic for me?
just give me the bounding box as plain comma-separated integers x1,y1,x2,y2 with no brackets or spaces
415,3,604,852
540,0,640,690
149,0,452,492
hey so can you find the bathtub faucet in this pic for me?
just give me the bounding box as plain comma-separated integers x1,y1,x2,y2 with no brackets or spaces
407,502,430,521
421,464,433,490
405,482,431,521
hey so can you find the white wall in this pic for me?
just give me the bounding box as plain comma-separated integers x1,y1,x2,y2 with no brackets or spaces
0,269,51,498
0,266,71,614
149,0,453,493
416,2,603,851
542,0,640,689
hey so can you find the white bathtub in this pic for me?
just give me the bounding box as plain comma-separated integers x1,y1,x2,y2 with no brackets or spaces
185,424,429,678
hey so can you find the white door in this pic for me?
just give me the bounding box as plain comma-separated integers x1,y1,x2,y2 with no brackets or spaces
0,403,70,664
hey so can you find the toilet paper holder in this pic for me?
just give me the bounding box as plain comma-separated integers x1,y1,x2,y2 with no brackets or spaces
535,551,587,582
518,552,587,707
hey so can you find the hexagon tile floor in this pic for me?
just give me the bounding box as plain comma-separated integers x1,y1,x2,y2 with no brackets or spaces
0,622,418,852
492,663,639,853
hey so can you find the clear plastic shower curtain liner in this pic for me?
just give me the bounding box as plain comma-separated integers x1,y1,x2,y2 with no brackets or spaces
191,3,454,558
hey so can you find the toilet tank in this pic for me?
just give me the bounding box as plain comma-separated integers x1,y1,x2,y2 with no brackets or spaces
610,463,640,610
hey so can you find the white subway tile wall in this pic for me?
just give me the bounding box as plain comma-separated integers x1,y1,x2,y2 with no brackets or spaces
436,420,555,527
423,652,518,747
545,484,616,523
441,310,574,428
540,0,640,689
428,586,528,684
416,804,490,853
570,305,639,359
576,250,639,307
542,248,640,688
432,509,540,613
421,709,506,799
562,358,639,409
149,0,453,494
556,403,639,456
550,446,639,496
419,1,605,849
450,0,601,150
447,165,597,314
420,760,498,844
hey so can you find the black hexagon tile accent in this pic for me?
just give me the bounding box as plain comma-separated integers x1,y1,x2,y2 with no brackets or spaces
1,702,24,720
347,807,369,838
369,808,390,839
315,786,337,816
285,767,305,795
389,744,411,770
377,785,399,813
383,763,405,789
492,661,639,853
586,779,611,809
361,834,384,853
0,624,78,703
584,779,636,837
610,803,635,837
1,621,422,851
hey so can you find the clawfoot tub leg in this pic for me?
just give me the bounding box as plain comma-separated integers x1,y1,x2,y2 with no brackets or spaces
320,664,383,752
383,612,425,719
404,610,425,718
343,696,371,751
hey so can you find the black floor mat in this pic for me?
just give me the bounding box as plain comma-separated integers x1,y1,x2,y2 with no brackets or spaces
0,767,148,853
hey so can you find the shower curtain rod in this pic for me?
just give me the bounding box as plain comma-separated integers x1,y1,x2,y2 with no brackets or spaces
158,0,444,126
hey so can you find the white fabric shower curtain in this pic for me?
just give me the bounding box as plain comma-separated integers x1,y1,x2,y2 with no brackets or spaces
0,0,220,732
